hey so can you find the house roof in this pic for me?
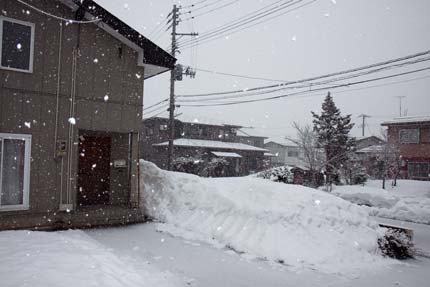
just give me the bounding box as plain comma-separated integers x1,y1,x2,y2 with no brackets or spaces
381,115,430,126
211,152,242,158
355,136,384,142
58,0,176,79
264,141,298,148
154,138,269,152
356,145,385,154
236,129,268,139
145,114,242,128
264,152,277,157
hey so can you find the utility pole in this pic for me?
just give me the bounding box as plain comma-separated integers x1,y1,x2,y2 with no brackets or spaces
357,114,370,137
394,96,406,117
167,5,198,170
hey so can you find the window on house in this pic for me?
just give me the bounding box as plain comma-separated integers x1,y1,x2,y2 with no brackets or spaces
0,17,35,73
399,129,420,144
0,133,31,211
288,150,299,157
408,162,430,179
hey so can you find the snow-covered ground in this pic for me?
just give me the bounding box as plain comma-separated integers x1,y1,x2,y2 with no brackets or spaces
0,229,181,287
88,223,430,287
332,180,430,224
140,160,388,275
2,222,430,287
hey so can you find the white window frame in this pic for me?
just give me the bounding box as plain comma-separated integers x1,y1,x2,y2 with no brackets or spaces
399,128,420,144
0,16,35,73
0,133,32,211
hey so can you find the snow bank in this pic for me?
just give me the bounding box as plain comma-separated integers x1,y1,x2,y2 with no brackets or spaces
0,229,179,287
140,160,387,275
333,184,430,225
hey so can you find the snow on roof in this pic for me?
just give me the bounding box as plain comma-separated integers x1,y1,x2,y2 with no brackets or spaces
154,138,268,152
236,129,268,139
356,145,385,154
211,152,242,158
150,114,242,127
264,152,277,157
382,115,430,125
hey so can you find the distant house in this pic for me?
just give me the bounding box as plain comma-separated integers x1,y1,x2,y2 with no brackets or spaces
381,116,430,180
141,116,268,176
235,130,267,148
0,0,175,230
264,141,304,167
355,136,385,150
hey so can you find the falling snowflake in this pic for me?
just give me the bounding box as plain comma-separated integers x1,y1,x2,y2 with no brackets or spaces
68,117,76,125
93,58,98,63
24,122,31,128
16,43,22,50
103,95,109,102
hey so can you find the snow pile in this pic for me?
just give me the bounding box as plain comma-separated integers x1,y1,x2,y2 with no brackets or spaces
140,160,387,275
0,229,179,287
333,182,430,224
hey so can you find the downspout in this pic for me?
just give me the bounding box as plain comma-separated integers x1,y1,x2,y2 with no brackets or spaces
54,21,63,158
54,22,64,210
65,24,80,209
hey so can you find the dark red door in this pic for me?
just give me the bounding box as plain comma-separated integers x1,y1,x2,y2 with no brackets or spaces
77,135,111,207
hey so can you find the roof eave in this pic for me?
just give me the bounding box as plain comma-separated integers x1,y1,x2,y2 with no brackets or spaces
61,0,176,73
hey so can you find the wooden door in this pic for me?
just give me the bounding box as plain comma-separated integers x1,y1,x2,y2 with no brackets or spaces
77,135,111,207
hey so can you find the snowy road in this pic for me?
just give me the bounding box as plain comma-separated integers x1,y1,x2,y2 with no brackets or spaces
87,223,430,287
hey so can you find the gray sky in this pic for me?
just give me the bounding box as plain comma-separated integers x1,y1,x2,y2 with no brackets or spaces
96,0,430,143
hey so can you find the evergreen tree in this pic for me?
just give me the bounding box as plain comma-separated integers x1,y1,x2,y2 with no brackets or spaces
311,92,355,187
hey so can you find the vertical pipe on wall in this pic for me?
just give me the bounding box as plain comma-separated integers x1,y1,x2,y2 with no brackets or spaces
53,21,63,158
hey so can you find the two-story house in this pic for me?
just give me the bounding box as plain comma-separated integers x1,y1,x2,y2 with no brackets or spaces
141,116,268,176
264,141,305,167
0,0,175,230
381,116,430,180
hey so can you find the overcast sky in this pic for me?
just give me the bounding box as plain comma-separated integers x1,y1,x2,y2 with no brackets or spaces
96,0,430,143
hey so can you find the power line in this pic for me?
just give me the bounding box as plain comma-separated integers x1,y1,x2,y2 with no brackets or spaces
144,103,170,115
177,50,430,97
176,0,295,47
182,0,211,9
181,0,240,21
143,98,169,111
177,67,430,107
182,0,317,49
178,0,317,49
177,56,430,102
193,67,289,82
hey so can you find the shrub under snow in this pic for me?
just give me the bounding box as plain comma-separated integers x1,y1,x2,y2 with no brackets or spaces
140,160,388,275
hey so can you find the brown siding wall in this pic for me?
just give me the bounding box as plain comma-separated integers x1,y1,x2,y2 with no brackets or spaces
0,0,145,229
387,123,430,158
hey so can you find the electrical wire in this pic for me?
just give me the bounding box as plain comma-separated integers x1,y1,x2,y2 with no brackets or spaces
177,50,430,97
177,0,288,47
178,67,430,107
182,1,240,21
17,0,101,24
177,57,430,102
143,98,170,111
180,0,317,50
177,0,310,49
182,0,230,14
193,68,292,82
144,103,170,115
182,0,211,9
